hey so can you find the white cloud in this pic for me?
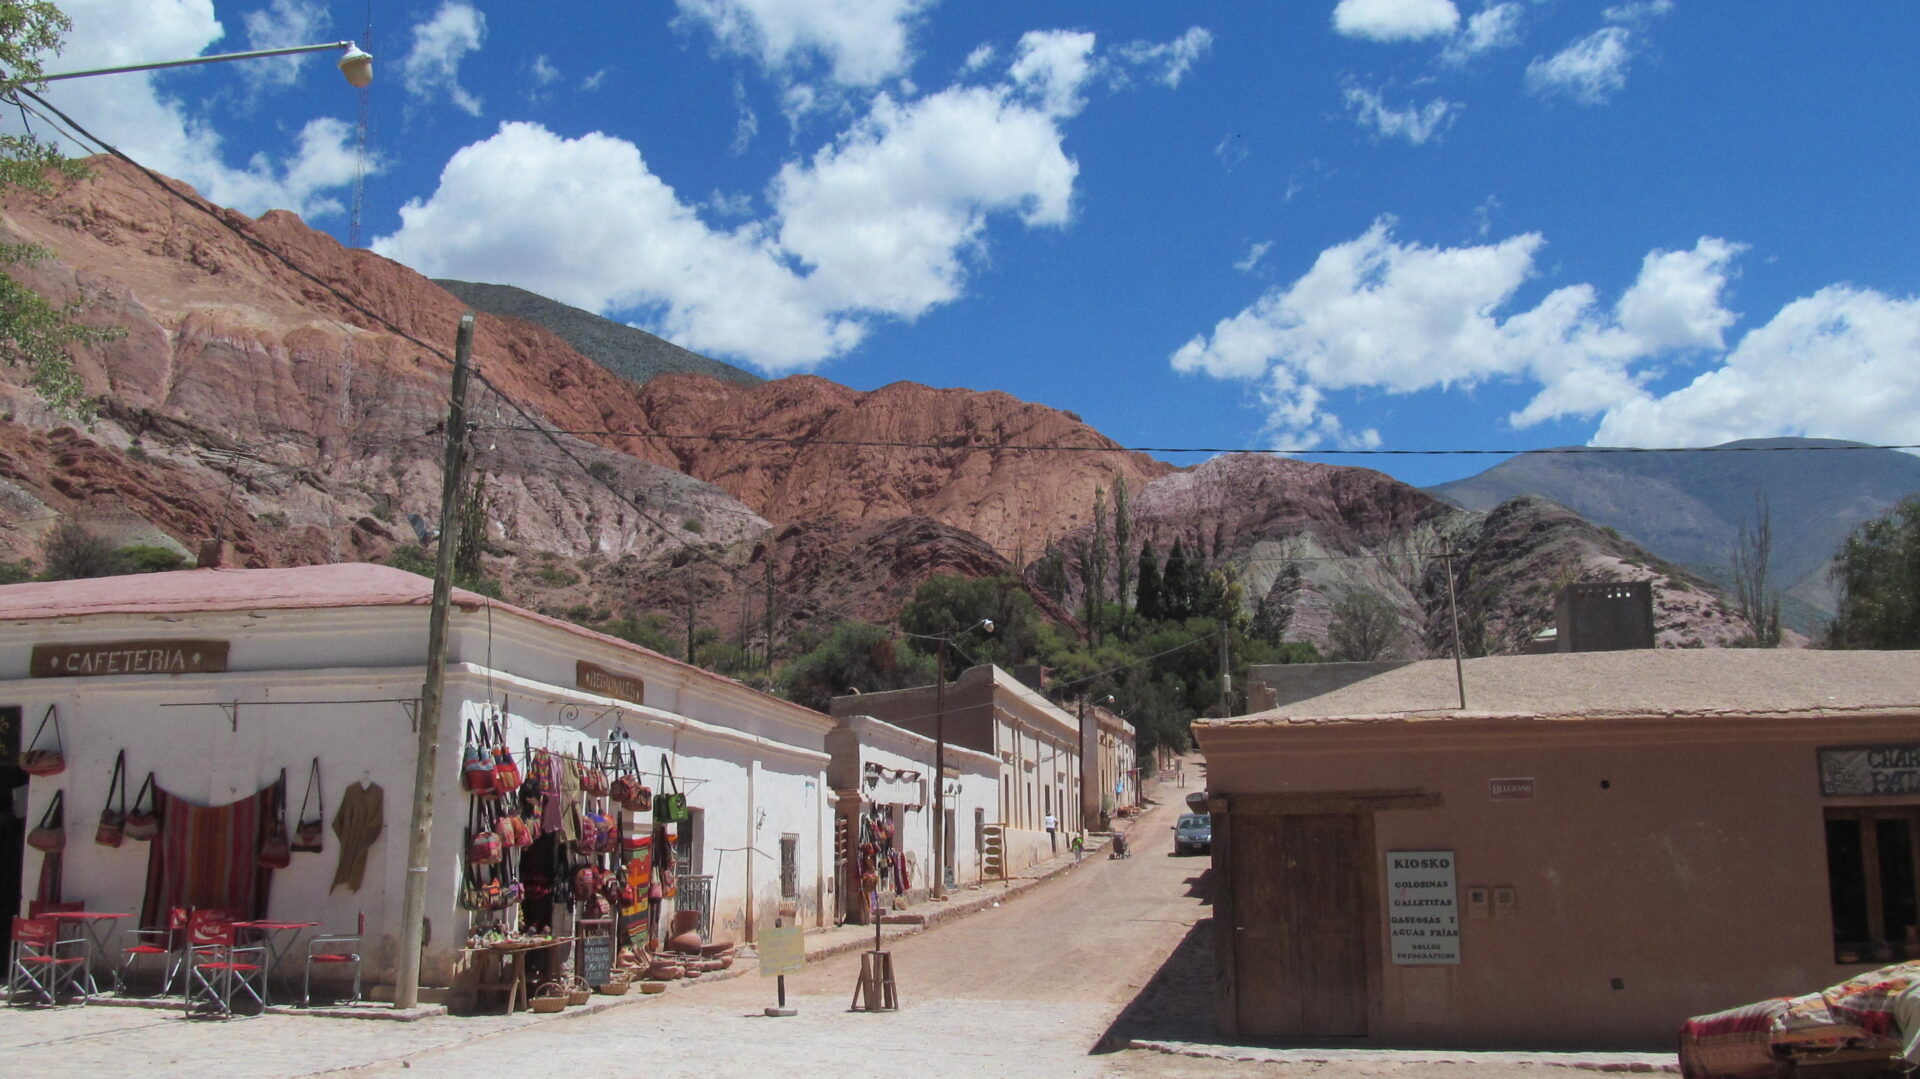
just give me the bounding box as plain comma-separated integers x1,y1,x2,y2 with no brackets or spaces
1440,2,1524,65
1009,29,1096,119
1235,242,1272,273
771,85,1076,315
581,69,608,92
1215,134,1249,171
1604,0,1674,27
530,55,561,88
1594,287,1920,449
375,60,1087,372
731,77,759,154
26,0,365,221
1109,27,1214,89
673,0,933,87
1344,85,1460,144
1527,26,1633,104
1332,0,1461,42
401,0,486,116
1170,220,1746,447
240,0,331,90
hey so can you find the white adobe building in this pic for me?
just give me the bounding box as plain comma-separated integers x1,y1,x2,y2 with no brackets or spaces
0,564,834,996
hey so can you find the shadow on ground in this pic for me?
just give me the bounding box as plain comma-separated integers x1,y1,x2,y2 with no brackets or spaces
1092,870,1215,1054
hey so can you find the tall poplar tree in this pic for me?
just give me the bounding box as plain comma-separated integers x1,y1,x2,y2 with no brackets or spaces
1135,540,1162,622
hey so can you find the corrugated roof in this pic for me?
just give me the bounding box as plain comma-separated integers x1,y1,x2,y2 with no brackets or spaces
1203,649,1920,727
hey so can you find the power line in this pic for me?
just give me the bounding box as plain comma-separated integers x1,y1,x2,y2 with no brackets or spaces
471,427,1920,459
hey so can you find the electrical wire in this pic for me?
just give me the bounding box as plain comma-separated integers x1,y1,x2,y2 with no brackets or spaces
471,427,1920,459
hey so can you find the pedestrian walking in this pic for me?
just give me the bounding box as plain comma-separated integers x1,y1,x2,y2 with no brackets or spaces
1070,834,1084,863
1044,812,1058,853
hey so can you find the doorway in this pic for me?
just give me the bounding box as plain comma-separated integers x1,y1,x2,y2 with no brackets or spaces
1232,813,1369,1038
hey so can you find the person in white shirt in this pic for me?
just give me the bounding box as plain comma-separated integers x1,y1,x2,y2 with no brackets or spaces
1044,812,1058,853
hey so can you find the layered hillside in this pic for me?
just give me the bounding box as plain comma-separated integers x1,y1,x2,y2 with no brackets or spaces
1429,438,1920,621
0,157,1752,662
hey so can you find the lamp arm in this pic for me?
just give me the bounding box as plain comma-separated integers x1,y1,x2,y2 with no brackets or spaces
42,40,357,81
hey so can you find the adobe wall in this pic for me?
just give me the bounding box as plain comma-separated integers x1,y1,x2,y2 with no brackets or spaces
1201,714,1920,1049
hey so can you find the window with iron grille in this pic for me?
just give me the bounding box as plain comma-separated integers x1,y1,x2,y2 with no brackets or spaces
780,833,799,899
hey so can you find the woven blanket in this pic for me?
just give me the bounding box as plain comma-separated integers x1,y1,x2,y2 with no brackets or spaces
1679,998,1788,1079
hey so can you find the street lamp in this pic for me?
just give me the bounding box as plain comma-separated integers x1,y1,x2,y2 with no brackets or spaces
42,40,373,88
919,617,993,900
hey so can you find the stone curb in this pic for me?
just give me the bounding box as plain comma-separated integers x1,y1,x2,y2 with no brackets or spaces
1125,1039,1681,1073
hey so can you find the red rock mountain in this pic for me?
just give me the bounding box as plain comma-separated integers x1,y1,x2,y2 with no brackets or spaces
0,158,1747,657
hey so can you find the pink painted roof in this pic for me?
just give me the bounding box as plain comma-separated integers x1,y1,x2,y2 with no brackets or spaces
0,562,486,619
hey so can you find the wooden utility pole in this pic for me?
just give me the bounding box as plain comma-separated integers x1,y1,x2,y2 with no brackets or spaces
396,313,474,1010
1442,550,1466,710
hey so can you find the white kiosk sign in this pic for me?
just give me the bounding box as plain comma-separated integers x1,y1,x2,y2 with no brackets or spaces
1386,850,1460,965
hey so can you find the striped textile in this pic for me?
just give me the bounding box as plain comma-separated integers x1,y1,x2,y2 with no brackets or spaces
139,782,278,928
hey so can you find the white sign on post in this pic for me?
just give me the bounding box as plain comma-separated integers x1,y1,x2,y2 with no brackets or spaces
1386,850,1460,965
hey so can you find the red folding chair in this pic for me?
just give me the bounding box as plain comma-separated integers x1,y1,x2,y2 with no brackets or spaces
303,912,364,1006
119,907,190,996
183,911,265,1018
7,916,88,1006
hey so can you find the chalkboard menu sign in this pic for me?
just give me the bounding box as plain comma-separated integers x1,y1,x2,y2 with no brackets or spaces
577,922,614,987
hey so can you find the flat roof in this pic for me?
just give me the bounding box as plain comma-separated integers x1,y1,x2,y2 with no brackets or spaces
0,563,832,728
1203,649,1920,728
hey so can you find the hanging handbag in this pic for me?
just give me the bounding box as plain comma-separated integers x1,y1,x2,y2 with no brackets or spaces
293,758,324,853
491,714,521,791
580,747,610,798
95,749,128,848
461,719,496,795
468,798,502,867
27,790,65,853
657,755,690,824
258,768,292,869
20,704,65,776
124,772,160,841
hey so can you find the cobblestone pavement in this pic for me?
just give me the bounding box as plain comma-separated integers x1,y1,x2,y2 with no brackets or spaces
1,763,1682,1078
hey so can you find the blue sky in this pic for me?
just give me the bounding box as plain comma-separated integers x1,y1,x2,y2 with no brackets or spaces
26,1,1920,487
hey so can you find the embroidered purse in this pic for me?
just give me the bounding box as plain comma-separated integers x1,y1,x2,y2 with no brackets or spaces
95,748,128,848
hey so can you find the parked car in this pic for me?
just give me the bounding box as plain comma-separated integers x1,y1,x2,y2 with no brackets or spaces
1173,813,1212,855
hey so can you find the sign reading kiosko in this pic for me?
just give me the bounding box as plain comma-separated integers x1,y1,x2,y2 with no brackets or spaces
577,660,644,705
32,639,230,678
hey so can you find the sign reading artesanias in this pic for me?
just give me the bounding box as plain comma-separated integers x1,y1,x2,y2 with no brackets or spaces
1386,850,1460,965
32,640,229,677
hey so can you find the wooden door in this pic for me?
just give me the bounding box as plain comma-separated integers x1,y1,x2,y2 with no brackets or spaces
1233,813,1369,1039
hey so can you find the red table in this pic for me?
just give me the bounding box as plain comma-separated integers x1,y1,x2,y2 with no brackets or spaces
234,921,319,1005
52,912,132,997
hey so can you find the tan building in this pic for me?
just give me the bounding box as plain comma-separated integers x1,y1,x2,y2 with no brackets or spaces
1080,701,1137,829
1195,649,1920,1049
830,665,1083,875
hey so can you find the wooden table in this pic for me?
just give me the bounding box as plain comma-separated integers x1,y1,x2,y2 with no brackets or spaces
466,939,573,1014
53,912,132,997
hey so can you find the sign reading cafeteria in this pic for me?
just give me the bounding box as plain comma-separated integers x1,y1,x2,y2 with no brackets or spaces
31,639,229,677
1386,850,1460,965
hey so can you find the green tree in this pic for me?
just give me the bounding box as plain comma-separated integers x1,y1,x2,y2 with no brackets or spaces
1251,561,1301,644
1162,539,1193,620
1827,495,1920,649
779,622,936,713
0,2,121,415
899,574,1044,667
1134,541,1162,622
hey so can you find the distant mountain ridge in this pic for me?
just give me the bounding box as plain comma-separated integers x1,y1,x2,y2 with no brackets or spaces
1427,438,1920,623
434,278,763,388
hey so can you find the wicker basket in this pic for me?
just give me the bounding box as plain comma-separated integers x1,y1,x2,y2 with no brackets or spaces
530,982,568,1013
565,976,593,1006
640,981,667,994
